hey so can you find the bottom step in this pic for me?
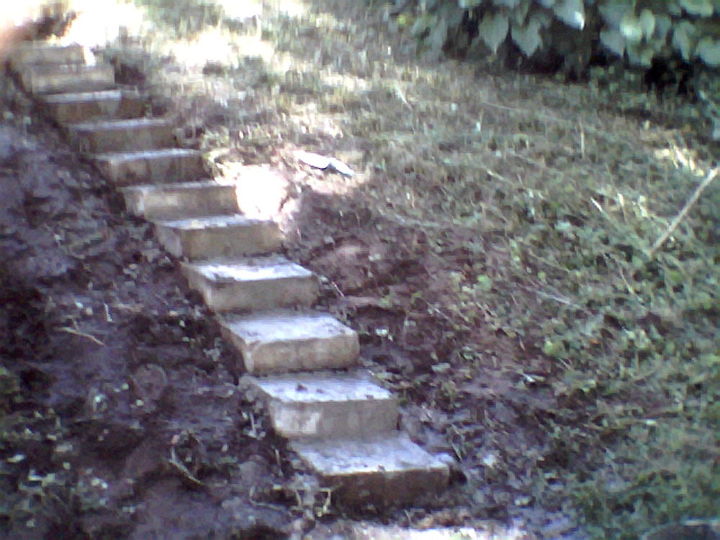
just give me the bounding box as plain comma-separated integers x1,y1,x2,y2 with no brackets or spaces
291,433,449,506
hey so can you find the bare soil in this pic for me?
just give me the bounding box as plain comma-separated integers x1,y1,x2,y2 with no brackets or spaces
0,75,298,538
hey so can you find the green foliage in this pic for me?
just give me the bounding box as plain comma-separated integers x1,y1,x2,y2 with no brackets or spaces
392,0,720,72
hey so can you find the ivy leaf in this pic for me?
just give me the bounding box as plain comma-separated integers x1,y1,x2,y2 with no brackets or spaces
673,21,698,61
598,0,633,28
600,28,625,56
679,0,714,16
553,0,585,29
696,36,720,66
410,13,434,37
493,0,523,7
535,0,555,7
512,19,543,56
626,42,655,67
511,0,531,24
427,15,449,54
619,12,643,44
653,14,672,42
459,0,484,7
479,12,509,53
638,9,655,39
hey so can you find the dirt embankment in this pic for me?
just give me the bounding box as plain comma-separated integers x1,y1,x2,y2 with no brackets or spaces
0,74,298,538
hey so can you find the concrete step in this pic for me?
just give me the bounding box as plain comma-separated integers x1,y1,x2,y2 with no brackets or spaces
219,310,359,374
121,181,238,220
40,90,145,124
9,43,85,69
18,63,115,95
245,371,397,440
154,214,282,260
181,256,318,312
291,433,449,505
67,118,175,153
93,148,205,186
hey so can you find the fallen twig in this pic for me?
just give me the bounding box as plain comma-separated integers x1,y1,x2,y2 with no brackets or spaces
167,446,204,487
648,167,719,258
58,326,105,346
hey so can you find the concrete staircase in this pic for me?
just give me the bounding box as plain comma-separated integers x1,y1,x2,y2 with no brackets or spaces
7,41,449,506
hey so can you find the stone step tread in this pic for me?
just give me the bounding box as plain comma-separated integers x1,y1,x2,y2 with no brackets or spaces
94,148,200,160
219,310,359,374
9,43,86,68
245,371,397,439
154,214,282,260
42,89,127,103
181,256,317,312
155,213,276,230
291,432,449,504
69,117,172,130
121,181,239,220
19,63,115,94
40,90,145,123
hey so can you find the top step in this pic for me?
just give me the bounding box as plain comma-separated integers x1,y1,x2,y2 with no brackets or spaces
9,43,86,70
18,63,116,95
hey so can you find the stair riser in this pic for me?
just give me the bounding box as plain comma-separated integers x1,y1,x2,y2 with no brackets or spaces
223,330,359,374
155,222,282,260
183,274,318,312
93,151,205,186
42,92,145,124
19,65,115,95
267,400,397,440
246,373,397,440
68,123,175,153
122,184,238,220
219,313,359,375
291,435,450,506
313,465,448,505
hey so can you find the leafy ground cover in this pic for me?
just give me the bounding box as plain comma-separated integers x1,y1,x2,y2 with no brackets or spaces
2,0,719,538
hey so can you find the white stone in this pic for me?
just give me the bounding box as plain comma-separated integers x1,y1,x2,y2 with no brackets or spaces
218,164,292,220
245,371,397,439
181,256,317,312
219,310,358,374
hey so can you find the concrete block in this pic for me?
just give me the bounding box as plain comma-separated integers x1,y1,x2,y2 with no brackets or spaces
18,63,115,95
67,118,174,153
40,90,145,124
291,433,449,506
9,43,85,69
181,256,318,312
245,372,397,439
154,214,282,260
341,524,527,539
121,181,238,220
93,148,205,186
218,310,359,374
